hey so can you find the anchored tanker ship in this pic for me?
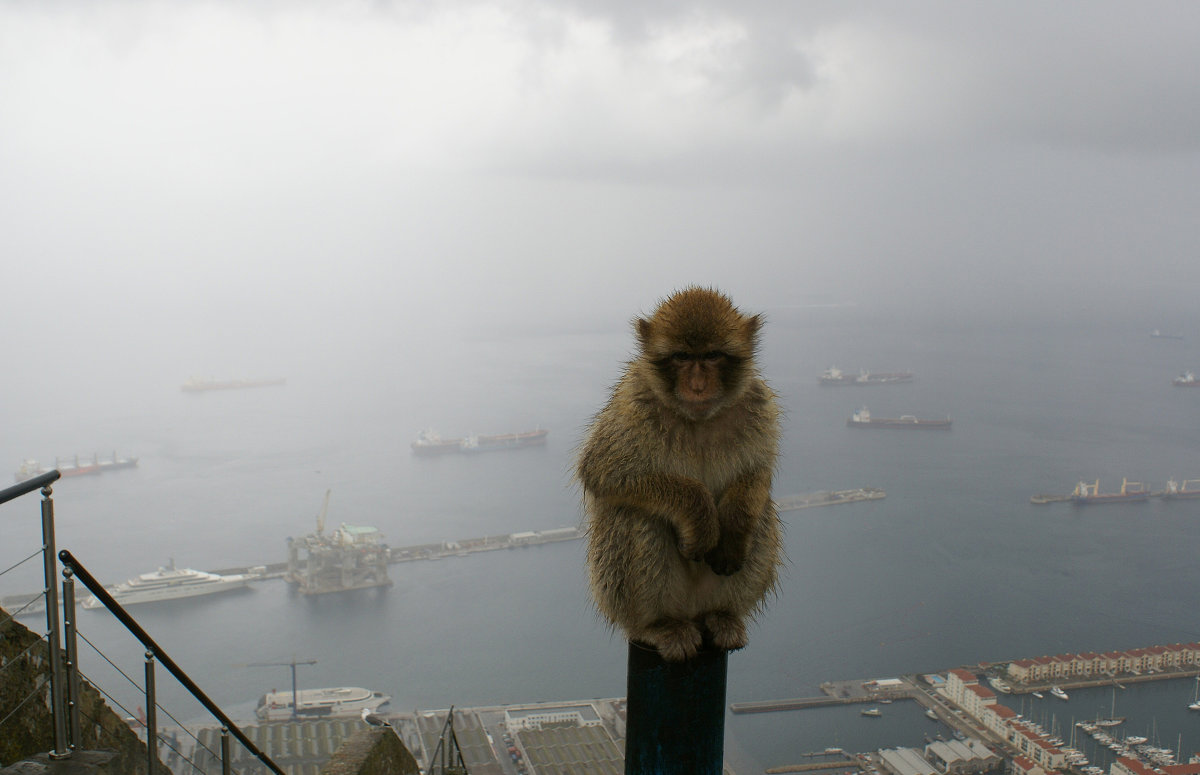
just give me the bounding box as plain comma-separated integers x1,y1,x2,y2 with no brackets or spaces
819,367,914,386
14,453,138,483
411,428,548,455
846,407,951,429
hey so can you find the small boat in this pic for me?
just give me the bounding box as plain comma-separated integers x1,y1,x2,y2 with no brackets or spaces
1189,676,1200,711
861,707,882,717
988,676,1012,693
1173,371,1200,386
1051,686,1069,701
256,686,391,721
1152,330,1185,341
1032,691,1044,699
1126,736,1149,746
925,708,939,720
1094,717,1124,727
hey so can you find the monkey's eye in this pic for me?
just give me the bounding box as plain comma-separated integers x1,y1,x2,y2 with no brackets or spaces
670,352,693,363
702,351,725,363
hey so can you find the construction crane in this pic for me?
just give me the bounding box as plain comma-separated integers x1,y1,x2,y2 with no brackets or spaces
427,706,470,775
245,657,317,720
316,488,331,535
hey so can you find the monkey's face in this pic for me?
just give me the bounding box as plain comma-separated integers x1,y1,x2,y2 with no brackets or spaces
635,287,761,421
658,350,736,419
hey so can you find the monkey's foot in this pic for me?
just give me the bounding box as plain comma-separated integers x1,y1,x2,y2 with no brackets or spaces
704,611,748,652
639,618,703,662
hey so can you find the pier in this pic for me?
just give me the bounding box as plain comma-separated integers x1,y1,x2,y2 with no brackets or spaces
0,526,583,611
775,488,885,512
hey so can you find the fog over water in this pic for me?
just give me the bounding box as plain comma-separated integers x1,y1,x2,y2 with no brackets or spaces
4,2,1200,771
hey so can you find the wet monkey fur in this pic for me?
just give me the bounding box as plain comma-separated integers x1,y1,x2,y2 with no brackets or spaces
577,287,783,661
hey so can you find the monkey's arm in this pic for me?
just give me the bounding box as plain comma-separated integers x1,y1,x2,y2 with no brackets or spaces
705,465,773,575
578,447,719,561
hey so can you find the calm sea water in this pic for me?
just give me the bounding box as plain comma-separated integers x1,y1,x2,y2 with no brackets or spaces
4,306,1200,772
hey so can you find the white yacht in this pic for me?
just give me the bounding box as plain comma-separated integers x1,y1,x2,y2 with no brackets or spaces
82,560,253,609
256,687,391,721
1051,685,1069,701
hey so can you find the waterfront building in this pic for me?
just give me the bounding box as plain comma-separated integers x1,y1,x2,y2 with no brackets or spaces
1005,642,1200,686
960,683,997,719
504,703,604,734
923,739,1000,775
980,702,1018,740
945,669,980,705
879,747,939,775
1009,726,1065,771
1076,651,1103,675
1009,754,1050,775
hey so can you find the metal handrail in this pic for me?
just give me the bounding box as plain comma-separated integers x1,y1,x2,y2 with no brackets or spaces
0,471,61,505
59,550,285,775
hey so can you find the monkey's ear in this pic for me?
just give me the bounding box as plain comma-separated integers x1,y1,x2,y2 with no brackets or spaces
635,317,654,348
743,313,763,343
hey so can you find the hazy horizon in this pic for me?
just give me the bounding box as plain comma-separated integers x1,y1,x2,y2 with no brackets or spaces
5,1,1200,387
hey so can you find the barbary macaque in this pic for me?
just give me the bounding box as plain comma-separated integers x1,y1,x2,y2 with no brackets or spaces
577,287,783,661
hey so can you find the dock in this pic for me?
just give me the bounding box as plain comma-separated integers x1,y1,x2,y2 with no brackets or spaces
776,488,885,512
731,677,912,714
0,527,583,612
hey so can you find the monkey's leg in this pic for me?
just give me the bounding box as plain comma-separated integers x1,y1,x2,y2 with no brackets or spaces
634,617,704,662
702,610,748,652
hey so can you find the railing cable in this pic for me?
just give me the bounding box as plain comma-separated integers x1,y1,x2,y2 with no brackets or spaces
0,547,44,579
77,629,144,693
77,632,244,774
0,594,46,630
75,670,237,775
60,550,284,775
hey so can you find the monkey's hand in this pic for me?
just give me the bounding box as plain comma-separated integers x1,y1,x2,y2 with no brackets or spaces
673,487,720,562
704,532,746,576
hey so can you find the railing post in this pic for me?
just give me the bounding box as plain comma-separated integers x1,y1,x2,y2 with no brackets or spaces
145,651,158,775
624,642,728,775
221,728,232,775
62,567,83,750
40,482,70,759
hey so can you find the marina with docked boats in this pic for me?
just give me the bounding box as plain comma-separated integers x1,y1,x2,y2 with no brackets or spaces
728,643,1200,775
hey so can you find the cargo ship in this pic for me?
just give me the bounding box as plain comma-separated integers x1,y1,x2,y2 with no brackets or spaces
1162,478,1200,500
1070,478,1149,505
1172,371,1199,386
846,407,951,429
181,377,286,392
819,367,913,386
410,430,467,455
14,453,138,483
411,428,548,455
461,428,549,453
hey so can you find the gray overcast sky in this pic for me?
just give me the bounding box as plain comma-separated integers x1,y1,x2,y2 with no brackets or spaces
3,0,1200,375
